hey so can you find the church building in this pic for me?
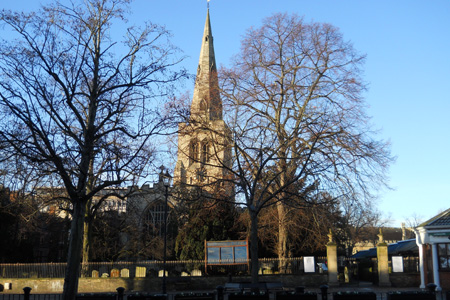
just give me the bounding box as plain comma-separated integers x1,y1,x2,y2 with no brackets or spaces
123,8,234,260
129,7,233,235
173,8,233,198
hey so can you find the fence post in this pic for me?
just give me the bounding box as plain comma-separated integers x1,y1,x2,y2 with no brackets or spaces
426,283,437,293
326,230,338,286
320,285,328,300
23,287,32,300
295,286,305,294
216,286,224,300
117,287,125,300
376,229,391,287
426,282,438,300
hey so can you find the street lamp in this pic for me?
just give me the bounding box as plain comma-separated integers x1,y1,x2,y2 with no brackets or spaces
162,169,172,294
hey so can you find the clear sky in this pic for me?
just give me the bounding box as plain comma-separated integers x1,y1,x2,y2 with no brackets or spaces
3,0,450,226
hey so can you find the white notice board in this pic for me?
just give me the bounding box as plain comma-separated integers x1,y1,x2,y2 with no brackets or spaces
304,256,315,273
392,256,404,272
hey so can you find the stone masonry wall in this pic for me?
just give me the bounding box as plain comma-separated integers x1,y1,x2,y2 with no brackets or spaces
0,275,327,294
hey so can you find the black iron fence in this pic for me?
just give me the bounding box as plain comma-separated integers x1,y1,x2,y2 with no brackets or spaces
0,263,66,279
0,257,328,279
0,256,419,279
397,256,420,273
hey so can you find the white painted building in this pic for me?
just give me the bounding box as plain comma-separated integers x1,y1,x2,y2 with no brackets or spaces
414,208,450,290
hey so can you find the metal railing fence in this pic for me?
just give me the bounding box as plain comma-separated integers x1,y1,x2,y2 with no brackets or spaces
0,263,67,279
0,256,419,279
401,256,420,273
0,257,328,279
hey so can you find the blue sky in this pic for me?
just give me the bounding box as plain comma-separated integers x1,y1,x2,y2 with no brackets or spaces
4,0,450,226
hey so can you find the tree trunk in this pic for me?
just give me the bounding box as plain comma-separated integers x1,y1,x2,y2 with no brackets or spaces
277,201,289,273
63,200,86,300
274,166,289,263
249,209,259,284
81,213,91,277
82,161,94,276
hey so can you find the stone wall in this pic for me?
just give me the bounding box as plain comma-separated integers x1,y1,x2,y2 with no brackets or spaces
0,275,327,294
389,273,421,287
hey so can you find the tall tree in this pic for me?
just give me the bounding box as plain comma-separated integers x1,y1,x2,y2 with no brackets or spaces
258,192,341,257
218,13,393,283
175,191,241,261
0,1,186,299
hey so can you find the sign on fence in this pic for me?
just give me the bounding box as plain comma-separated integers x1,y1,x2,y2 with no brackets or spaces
392,256,404,272
303,256,315,273
205,240,249,266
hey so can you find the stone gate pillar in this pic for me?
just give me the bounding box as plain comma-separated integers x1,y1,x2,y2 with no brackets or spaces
376,229,391,286
326,229,339,286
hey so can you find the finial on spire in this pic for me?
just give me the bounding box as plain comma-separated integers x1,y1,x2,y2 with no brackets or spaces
207,0,210,9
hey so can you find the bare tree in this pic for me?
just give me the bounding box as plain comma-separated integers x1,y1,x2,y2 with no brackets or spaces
0,0,186,299
334,195,390,256
217,13,393,283
405,213,424,229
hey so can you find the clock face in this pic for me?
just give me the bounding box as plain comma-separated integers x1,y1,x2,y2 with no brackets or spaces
196,168,207,182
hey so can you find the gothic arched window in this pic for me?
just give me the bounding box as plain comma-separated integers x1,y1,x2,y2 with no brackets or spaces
143,200,176,238
189,140,199,166
144,201,166,237
201,141,209,165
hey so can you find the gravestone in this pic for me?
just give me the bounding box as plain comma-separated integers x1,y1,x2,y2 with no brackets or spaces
136,266,146,277
120,268,130,278
111,268,120,277
99,266,108,276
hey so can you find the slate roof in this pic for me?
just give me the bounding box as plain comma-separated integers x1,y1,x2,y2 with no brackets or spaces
418,208,450,227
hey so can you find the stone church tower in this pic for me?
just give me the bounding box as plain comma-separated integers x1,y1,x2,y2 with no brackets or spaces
174,9,232,197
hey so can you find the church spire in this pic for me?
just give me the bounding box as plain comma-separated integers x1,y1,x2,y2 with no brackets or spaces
173,8,232,193
191,8,222,121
